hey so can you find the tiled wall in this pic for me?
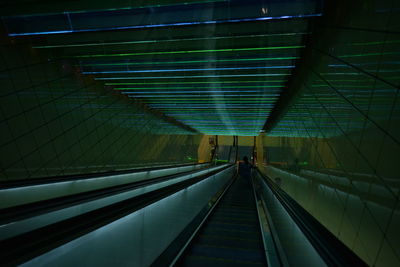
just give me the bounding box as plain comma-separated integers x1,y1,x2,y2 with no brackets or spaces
259,0,400,265
0,31,200,181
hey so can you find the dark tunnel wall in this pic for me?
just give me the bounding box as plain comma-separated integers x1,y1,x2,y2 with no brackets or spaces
260,0,400,265
0,30,201,181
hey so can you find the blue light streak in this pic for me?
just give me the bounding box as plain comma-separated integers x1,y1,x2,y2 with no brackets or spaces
128,94,276,97
120,91,264,94
82,66,294,74
149,105,274,108
95,74,288,80
8,14,322,36
129,95,278,98
180,120,262,123
148,103,275,106
166,113,268,116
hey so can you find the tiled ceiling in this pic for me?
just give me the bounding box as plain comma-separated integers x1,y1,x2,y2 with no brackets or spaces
2,0,323,136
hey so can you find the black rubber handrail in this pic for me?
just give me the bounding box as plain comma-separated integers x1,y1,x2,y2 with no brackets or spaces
0,164,233,266
0,165,218,224
152,173,237,266
256,169,368,267
0,162,209,189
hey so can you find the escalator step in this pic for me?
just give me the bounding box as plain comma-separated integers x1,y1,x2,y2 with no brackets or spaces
198,227,261,239
185,244,265,263
195,235,263,249
210,218,258,224
201,222,261,233
178,177,266,266
182,255,264,267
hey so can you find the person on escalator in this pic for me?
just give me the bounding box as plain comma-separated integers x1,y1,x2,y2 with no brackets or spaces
238,156,253,186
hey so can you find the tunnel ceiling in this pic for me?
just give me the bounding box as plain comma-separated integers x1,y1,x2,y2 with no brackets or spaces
266,0,400,139
2,0,323,136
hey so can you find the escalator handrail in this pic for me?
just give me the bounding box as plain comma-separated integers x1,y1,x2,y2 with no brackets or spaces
0,165,221,224
156,174,238,266
0,164,234,266
256,169,368,267
0,162,209,189
251,174,286,267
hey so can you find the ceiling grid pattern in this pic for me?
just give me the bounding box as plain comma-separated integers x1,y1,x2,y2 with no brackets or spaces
2,0,322,136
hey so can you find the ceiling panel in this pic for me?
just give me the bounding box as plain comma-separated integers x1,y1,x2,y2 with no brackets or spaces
3,0,323,136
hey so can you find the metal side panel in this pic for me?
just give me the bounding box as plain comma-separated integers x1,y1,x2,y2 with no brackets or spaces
19,166,235,267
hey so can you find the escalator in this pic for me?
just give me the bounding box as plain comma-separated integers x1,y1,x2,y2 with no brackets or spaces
0,163,233,266
174,176,266,266
166,168,368,267
1,161,369,266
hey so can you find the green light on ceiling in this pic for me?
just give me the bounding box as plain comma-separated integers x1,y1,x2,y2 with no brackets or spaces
145,99,276,102
129,95,278,98
153,108,273,111
79,56,299,67
106,80,286,85
349,40,400,46
76,45,305,58
310,84,374,88
313,79,374,82
97,73,288,80
339,52,400,58
191,125,262,128
170,114,268,117
36,33,308,49
114,85,282,90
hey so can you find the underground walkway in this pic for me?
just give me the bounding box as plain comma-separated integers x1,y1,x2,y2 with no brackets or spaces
1,160,367,266
0,0,399,266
